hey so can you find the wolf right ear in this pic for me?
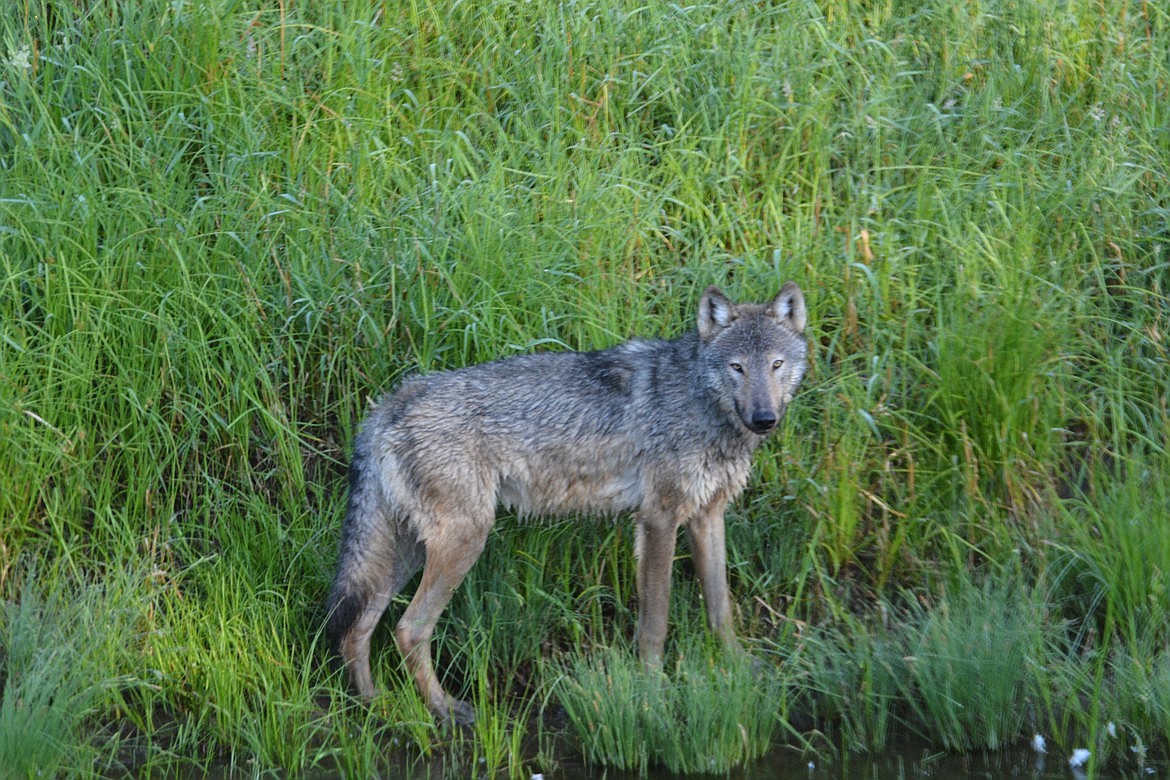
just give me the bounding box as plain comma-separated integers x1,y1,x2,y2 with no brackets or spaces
768,282,807,334
698,285,736,340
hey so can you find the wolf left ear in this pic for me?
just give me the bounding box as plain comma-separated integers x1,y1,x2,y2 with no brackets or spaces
768,282,807,333
698,285,736,340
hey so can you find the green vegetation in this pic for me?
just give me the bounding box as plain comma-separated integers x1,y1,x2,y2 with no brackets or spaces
556,638,785,773
1,0,1167,775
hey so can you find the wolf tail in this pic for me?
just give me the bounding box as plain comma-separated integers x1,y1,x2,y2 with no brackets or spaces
324,446,423,684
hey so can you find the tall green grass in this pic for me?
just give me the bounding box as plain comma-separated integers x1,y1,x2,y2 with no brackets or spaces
2,0,1168,774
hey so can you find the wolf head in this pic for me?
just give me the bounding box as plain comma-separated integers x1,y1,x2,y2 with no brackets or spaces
697,283,808,435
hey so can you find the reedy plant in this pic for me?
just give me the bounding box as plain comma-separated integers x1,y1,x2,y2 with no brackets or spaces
896,576,1043,752
556,637,785,774
800,623,903,754
0,568,153,777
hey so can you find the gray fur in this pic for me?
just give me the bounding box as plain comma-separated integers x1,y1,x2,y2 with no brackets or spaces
325,283,808,724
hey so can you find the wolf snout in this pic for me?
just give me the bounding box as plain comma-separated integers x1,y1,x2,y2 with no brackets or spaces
747,411,778,434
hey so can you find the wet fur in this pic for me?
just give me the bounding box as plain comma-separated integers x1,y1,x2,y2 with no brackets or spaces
325,283,808,724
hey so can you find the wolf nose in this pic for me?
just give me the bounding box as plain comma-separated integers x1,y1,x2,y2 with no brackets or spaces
748,412,777,433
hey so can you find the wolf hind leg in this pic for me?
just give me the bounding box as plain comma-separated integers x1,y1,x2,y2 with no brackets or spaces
326,511,424,700
395,519,491,726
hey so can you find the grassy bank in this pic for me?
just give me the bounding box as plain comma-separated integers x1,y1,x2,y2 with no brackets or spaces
1,0,1167,776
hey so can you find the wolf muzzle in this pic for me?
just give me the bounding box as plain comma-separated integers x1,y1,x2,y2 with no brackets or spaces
743,403,784,435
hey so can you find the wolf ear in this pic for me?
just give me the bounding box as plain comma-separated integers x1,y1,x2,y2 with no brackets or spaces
698,285,736,340
768,281,807,333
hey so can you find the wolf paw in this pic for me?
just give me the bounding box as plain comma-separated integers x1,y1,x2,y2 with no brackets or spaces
437,697,476,727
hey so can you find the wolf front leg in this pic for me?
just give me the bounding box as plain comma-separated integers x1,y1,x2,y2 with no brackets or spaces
633,511,681,666
686,496,741,651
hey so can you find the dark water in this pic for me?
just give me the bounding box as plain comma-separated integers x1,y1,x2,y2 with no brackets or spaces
541,743,1162,780
207,728,1162,779
251,740,1163,779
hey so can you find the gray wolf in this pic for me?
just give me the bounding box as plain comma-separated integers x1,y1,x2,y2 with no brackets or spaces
325,283,808,724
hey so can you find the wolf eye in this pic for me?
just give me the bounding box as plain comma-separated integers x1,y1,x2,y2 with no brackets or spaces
772,359,785,370
729,362,744,373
